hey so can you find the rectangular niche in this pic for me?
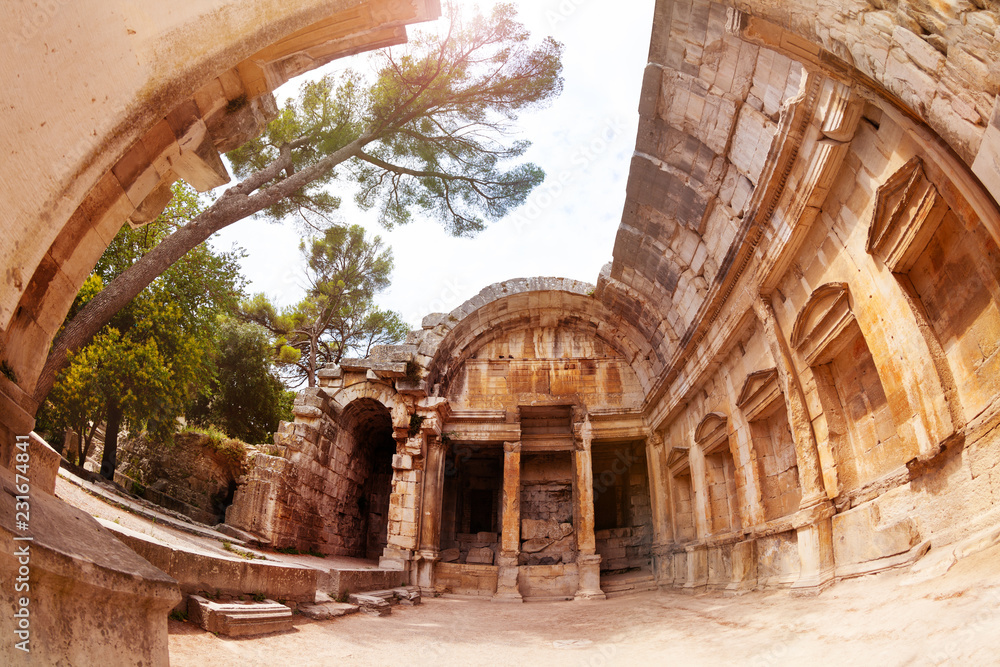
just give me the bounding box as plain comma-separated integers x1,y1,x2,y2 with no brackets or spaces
738,369,802,521
672,471,697,542
440,446,502,563
519,451,576,565
695,414,741,536
704,448,741,535
823,320,913,491
902,210,1000,423
592,441,652,572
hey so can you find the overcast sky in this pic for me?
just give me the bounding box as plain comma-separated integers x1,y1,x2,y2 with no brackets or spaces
212,1,656,329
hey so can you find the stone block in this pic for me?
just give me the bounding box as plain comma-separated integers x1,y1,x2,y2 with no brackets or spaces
187,595,293,637
349,593,392,616
440,548,461,563
467,547,494,564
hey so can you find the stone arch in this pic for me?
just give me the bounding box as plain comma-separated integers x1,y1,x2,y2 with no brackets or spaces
0,0,440,416
415,278,661,397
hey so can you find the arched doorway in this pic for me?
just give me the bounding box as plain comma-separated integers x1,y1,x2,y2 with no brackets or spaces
340,398,396,560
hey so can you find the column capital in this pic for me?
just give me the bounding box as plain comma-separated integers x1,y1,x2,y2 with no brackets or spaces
647,430,664,450
503,441,521,454
427,436,449,454
575,414,593,451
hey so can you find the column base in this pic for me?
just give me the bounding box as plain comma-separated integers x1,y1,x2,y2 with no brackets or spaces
492,552,522,603
416,550,440,594
574,553,605,601
792,517,835,596
574,589,606,601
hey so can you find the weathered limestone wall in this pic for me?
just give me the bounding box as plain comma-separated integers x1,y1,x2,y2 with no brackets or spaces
227,388,398,556
636,0,1000,594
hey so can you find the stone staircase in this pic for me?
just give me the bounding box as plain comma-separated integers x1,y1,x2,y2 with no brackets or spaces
600,569,659,598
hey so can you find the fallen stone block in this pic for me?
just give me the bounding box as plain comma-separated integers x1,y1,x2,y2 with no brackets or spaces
440,548,461,562
298,601,360,620
187,595,293,637
392,586,422,605
349,593,392,616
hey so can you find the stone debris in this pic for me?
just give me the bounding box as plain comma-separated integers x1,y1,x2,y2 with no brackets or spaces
187,595,293,637
298,601,360,621
348,586,422,616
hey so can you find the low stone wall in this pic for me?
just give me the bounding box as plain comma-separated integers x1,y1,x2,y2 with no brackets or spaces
433,562,498,597
103,520,318,607
0,467,181,666
326,568,405,597
518,563,579,600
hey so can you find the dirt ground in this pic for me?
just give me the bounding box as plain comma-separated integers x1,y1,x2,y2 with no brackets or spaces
168,542,1000,667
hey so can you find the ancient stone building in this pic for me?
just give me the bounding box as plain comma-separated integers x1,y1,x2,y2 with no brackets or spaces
4,0,1000,662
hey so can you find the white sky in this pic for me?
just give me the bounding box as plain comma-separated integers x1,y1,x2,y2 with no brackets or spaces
211,1,656,329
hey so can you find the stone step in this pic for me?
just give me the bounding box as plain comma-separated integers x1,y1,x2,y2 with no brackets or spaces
187,595,293,637
602,575,658,598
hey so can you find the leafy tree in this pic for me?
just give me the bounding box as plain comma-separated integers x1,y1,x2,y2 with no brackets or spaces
244,224,409,386
187,318,293,444
33,2,563,403
44,183,245,478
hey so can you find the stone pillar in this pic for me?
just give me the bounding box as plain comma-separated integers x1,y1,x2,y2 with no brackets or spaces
493,441,523,603
792,515,836,596
416,437,448,594
644,432,672,574
753,295,828,509
573,416,606,601
380,434,422,576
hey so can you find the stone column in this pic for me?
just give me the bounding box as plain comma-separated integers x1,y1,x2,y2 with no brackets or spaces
493,441,523,603
791,515,835,596
644,432,671,542
416,437,448,594
574,416,606,601
753,295,828,509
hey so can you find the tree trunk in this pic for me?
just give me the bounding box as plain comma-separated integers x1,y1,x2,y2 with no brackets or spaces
80,419,100,469
32,136,368,404
100,399,123,481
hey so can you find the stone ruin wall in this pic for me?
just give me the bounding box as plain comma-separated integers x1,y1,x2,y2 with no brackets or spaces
632,0,1000,593
116,432,247,524
162,0,1000,605
227,387,395,556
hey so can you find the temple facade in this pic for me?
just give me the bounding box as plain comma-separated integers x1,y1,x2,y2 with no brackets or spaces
227,0,1000,600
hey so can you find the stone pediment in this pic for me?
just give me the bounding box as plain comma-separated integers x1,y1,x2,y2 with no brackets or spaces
790,283,853,366
866,157,948,273
694,412,728,453
666,445,690,470
736,368,782,421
